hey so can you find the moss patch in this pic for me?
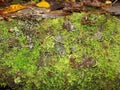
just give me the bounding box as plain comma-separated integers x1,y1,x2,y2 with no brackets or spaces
0,13,120,90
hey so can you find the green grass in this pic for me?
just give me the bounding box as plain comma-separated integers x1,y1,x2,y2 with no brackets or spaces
0,12,120,90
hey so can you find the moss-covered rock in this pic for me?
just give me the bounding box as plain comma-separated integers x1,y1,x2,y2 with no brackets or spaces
0,13,120,90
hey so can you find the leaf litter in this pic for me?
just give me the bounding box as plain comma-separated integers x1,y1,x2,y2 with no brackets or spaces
0,0,120,20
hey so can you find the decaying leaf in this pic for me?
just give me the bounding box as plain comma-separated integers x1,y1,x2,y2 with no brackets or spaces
0,14,12,21
63,19,76,31
50,2,65,11
69,57,78,68
36,0,50,8
0,10,3,14
0,0,119,20
25,1,36,6
3,4,27,14
81,14,96,25
0,0,9,7
102,1,120,15
63,1,87,13
83,0,102,7
69,56,97,69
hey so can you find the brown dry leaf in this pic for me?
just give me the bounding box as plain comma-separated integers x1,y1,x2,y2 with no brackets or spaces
25,1,36,6
0,10,4,15
2,15,12,21
69,56,97,69
78,57,97,68
0,0,8,7
63,2,87,13
69,57,78,68
50,2,65,11
3,4,27,14
83,0,102,7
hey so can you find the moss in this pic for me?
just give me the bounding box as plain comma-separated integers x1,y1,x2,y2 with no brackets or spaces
0,13,120,90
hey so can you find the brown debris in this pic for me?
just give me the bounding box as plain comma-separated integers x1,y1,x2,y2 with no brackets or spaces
0,0,10,7
69,56,97,69
63,2,87,13
50,2,65,11
63,19,75,31
0,0,120,20
83,0,102,7
102,2,120,15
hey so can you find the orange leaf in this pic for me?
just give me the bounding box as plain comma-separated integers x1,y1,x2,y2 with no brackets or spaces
3,4,27,14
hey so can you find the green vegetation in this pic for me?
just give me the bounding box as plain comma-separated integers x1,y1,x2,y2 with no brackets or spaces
0,13,120,90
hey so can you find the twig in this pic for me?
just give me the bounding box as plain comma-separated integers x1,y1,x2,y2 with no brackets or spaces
112,0,118,5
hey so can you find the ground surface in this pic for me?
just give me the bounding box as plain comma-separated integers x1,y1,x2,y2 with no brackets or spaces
0,1,120,90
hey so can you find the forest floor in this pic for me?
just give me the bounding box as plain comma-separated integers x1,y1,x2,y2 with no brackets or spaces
0,1,120,90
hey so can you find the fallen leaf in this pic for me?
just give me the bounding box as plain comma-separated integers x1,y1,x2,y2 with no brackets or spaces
66,0,76,2
1,15,12,21
50,2,65,11
105,0,112,5
63,2,86,13
36,0,50,8
83,0,102,7
25,1,36,6
0,10,4,15
8,29,14,33
69,55,97,69
3,4,27,14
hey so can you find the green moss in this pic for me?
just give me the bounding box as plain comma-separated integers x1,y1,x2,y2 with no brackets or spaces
0,13,120,90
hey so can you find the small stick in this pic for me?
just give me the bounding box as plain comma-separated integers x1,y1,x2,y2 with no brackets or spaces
112,0,118,5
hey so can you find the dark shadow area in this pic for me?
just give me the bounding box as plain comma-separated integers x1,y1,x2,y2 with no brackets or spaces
0,86,12,90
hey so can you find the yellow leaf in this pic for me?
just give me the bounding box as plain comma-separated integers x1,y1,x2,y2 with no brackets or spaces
3,4,26,14
36,0,50,8
105,0,112,5
66,0,76,2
